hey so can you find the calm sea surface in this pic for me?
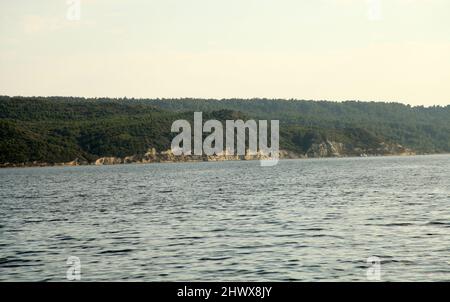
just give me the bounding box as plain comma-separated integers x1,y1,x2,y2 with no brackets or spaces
1,155,449,281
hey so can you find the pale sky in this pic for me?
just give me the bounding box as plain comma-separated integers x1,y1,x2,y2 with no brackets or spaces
0,0,449,105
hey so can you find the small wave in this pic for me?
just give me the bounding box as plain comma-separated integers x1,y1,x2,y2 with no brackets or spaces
381,259,415,265
99,248,135,255
54,234,76,241
16,250,45,255
199,256,232,261
170,236,204,240
426,221,450,227
0,257,41,268
213,225,229,231
382,222,415,227
23,220,45,224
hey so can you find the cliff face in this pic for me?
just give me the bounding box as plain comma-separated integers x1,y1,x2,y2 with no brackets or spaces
93,148,279,165
95,157,123,165
89,141,415,166
0,141,417,168
306,141,345,157
304,140,415,158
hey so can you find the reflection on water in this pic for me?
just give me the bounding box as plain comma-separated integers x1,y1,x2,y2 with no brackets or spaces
1,155,450,281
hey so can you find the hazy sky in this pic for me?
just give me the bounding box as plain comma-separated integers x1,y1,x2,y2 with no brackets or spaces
1,0,449,105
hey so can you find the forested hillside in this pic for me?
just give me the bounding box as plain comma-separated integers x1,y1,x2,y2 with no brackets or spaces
1,96,449,165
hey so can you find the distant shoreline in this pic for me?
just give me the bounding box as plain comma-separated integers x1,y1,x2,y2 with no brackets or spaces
2,152,447,169
3,97,449,170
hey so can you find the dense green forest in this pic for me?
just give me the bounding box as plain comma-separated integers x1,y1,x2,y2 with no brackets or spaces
1,96,449,165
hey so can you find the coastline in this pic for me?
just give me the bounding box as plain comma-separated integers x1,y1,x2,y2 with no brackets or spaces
1,151,444,169
0,140,424,169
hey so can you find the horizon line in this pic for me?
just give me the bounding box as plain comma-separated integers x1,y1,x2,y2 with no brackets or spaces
1,94,449,108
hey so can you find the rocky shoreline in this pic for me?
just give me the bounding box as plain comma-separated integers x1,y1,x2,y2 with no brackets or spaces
0,141,418,168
